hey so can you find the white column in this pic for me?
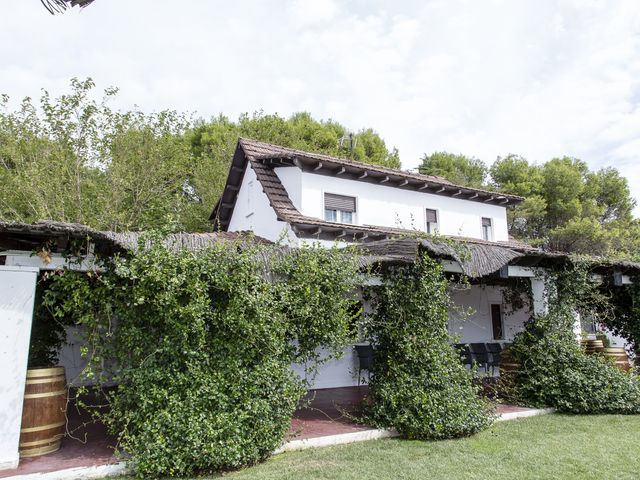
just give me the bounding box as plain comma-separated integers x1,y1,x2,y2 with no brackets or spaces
572,311,582,340
530,277,549,316
0,266,39,471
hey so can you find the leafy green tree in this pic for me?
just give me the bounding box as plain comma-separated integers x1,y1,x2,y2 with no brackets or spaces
418,151,488,188
1,79,400,232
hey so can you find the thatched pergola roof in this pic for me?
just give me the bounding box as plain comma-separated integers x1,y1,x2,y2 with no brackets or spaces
0,220,270,256
2,220,638,279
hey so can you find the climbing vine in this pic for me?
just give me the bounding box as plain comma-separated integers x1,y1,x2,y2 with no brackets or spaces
363,254,493,439
44,236,362,477
504,261,640,413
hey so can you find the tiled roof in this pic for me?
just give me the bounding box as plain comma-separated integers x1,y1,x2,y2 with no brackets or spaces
239,138,523,204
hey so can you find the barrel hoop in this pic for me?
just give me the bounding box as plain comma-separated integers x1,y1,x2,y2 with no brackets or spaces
23,389,67,399
19,444,60,458
19,435,63,447
21,421,66,433
26,376,66,385
26,367,65,378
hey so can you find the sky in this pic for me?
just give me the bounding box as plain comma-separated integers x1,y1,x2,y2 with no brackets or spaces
2,0,640,212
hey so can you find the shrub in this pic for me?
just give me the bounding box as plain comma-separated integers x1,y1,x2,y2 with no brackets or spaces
364,254,493,439
45,238,361,477
505,264,640,414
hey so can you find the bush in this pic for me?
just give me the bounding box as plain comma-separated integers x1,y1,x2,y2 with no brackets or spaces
45,238,361,477
364,254,493,439
505,266,640,414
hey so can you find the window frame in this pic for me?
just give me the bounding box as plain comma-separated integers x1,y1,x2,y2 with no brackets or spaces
481,217,493,241
425,208,439,234
323,192,357,225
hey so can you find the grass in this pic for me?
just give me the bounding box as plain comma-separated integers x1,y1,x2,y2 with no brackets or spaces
208,414,640,480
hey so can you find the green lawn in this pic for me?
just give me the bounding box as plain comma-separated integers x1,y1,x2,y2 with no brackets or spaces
210,414,640,480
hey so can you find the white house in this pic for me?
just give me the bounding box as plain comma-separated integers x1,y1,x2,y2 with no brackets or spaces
208,139,563,388
211,138,523,246
0,139,635,470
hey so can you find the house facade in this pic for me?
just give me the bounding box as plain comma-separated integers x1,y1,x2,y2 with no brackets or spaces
212,139,521,246
210,139,564,389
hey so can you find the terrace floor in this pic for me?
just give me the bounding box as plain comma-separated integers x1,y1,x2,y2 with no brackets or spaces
1,386,541,479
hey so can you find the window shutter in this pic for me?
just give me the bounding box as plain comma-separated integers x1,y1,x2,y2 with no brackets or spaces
324,193,356,212
482,217,492,227
426,209,438,223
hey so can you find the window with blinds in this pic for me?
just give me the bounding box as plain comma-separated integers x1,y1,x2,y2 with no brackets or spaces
324,193,356,224
481,217,493,241
425,208,438,234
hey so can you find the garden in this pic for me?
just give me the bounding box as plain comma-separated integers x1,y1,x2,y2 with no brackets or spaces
26,234,640,478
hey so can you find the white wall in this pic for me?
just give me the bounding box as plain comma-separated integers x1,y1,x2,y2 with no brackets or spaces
292,346,362,390
448,285,530,343
228,165,298,245
297,169,510,241
0,266,38,471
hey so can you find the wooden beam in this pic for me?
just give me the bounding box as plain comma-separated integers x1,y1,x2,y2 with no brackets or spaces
398,179,409,187
484,196,495,202
359,233,369,240
336,230,347,238
435,186,446,193
336,167,346,175
314,162,323,171
311,228,323,236
419,183,430,190
500,198,510,205
468,193,478,200
358,171,368,179
452,189,462,197
380,176,390,184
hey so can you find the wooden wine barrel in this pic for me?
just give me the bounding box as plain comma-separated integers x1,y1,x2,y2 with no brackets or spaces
581,339,604,355
19,367,67,458
603,347,631,372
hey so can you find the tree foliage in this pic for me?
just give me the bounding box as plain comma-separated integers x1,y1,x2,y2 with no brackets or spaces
419,151,487,188
0,79,400,232
419,147,639,258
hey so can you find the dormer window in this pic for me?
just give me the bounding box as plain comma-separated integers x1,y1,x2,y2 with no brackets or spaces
482,217,493,241
425,209,438,234
324,193,356,224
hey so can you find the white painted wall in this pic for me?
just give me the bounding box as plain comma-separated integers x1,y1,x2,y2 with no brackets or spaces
297,169,510,241
292,346,362,390
0,266,39,471
229,165,510,243
448,285,530,343
228,165,298,245
295,285,532,390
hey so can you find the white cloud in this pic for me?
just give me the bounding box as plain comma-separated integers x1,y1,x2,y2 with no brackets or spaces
2,0,640,213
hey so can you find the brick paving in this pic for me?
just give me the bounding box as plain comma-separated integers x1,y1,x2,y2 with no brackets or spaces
1,386,537,478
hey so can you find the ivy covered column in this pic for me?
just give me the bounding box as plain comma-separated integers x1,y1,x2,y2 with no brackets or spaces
531,272,580,338
530,276,549,316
